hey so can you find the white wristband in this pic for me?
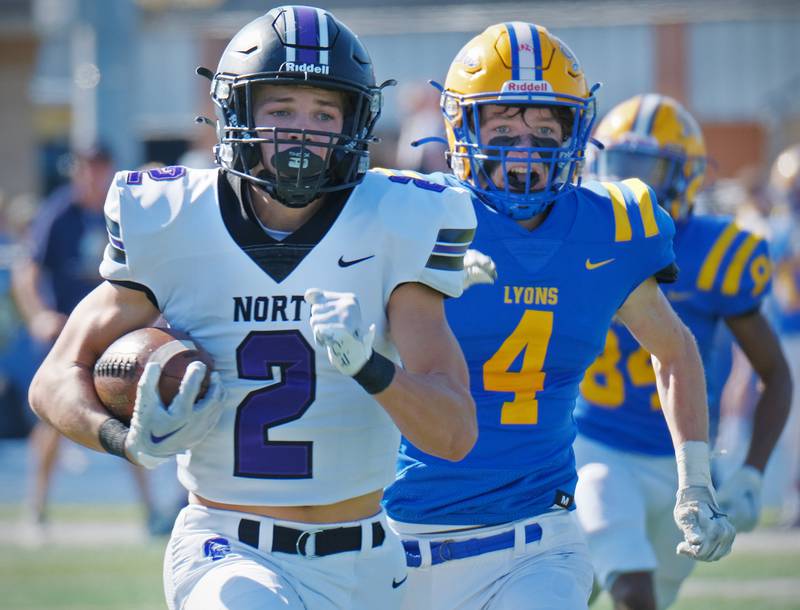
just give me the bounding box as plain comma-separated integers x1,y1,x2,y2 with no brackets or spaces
676,441,712,489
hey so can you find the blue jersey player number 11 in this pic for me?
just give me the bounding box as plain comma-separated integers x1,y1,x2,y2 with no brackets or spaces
383,21,736,610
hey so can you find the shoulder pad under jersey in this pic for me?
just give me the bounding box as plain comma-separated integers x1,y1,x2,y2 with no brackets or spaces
366,169,476,298
580,178,675,246
99,166,218,285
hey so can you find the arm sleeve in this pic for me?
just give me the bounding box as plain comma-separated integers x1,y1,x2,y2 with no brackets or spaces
98,172,132,283
400,188,476,297
620,179,677,293
99,171,163,308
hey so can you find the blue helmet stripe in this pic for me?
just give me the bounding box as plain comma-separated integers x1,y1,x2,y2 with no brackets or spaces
505,23,520,80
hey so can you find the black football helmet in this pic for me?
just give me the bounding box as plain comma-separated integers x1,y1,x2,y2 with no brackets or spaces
209,5,389,207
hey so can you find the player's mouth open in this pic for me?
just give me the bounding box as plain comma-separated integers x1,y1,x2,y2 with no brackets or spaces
505,166,544,192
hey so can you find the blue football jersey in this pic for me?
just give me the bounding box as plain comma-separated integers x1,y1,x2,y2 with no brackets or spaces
383,173,676,525
575,215,771,456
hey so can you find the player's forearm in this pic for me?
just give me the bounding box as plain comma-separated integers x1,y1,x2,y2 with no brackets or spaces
744,364,792,472
29,356,111,453
653,324,709,446
374,369,477,461
725,312,794,472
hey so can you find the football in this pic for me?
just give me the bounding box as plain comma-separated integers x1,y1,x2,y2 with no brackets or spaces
93,327,214,425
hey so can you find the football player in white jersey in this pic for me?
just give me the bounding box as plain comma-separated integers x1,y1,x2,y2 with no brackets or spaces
28,6,477,610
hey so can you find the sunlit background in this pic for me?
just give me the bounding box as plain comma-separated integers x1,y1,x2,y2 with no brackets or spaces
1,0,799,197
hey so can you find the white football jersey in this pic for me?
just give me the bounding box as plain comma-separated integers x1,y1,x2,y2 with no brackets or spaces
100,166,476,506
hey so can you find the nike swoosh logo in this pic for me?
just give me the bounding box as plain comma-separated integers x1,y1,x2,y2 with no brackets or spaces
150,426,185,444
392,575,408,589
585,258,615,270
338,255,375,268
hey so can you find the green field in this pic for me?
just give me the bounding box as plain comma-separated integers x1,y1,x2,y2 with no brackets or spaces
1,505,799,610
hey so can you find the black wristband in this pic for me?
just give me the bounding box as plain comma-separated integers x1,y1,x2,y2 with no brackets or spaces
98,417,131,462
353,351,396,395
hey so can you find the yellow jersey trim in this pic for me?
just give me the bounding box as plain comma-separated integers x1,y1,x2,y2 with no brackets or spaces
721,234,759,296
697,223,740,291
602,182,633,243
622,178,659,238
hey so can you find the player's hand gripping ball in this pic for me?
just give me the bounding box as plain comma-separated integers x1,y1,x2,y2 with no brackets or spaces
93,327,214,425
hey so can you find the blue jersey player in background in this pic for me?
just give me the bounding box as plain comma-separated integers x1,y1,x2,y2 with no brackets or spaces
383,23,735,610
574,94,792,610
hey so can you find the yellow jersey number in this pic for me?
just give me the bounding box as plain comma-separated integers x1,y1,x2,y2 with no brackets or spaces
483,310,553,425
579,328,661,410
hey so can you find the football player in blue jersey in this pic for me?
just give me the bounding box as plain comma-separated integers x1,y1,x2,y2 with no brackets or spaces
28,6,478,610
573,95,792,610
382,23,735,610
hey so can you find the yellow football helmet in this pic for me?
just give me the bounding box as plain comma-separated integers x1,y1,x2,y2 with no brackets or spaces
440,22,598,219
769,144,800,216
589,94,706,221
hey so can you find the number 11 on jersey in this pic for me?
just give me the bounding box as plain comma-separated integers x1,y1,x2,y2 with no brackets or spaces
483,310,554,425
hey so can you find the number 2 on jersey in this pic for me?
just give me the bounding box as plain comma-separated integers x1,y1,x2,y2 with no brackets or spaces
234,330,316,479
483,310,554,425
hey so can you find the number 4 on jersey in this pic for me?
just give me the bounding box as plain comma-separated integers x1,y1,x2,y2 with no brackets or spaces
483,310,554,425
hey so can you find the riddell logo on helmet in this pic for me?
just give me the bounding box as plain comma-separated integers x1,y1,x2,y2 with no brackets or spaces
501,80,553,93
285,62,330,74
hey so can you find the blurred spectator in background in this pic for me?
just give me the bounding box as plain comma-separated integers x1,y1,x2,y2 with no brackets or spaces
763,144,800,526
0,191,39,439
11,146,167,539
736,165,775,238
394,82,449,173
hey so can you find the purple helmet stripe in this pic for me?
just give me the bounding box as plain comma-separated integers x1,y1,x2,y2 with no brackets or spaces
293,6,320,65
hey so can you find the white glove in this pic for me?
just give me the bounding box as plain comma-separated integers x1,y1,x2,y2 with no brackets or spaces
305,288,375,376
125,361,227,468
674,485,736,561
463,249,497,290
716,465,763,533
